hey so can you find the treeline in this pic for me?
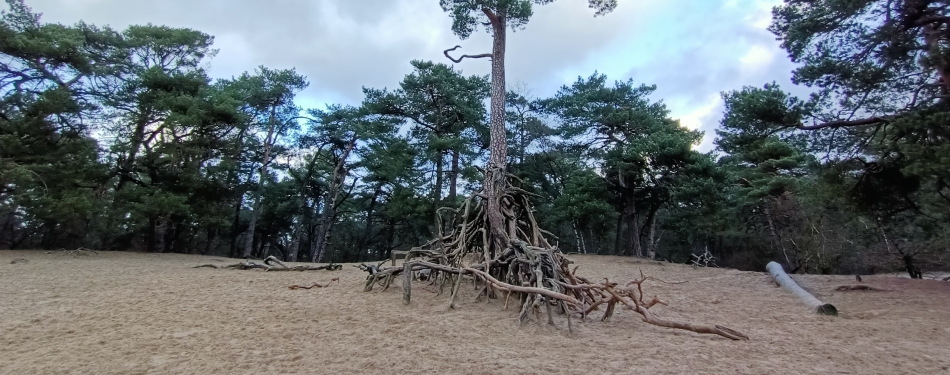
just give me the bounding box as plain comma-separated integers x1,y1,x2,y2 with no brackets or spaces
1,0,947,276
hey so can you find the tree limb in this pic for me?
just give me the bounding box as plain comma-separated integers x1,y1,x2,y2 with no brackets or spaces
797,116,892,130
443,46,493,64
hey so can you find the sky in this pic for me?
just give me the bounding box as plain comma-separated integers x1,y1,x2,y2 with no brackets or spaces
16,0,800,151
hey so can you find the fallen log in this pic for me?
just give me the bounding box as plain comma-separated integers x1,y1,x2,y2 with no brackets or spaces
766,261,838,316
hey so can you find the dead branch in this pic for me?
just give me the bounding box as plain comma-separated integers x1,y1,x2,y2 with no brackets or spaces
444,45,492,63
10,258,28,264
289,278,340,290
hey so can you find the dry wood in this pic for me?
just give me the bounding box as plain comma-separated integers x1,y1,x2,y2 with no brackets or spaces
767,261,838,316
289,278,340,289
195,259,341,272
361,178,749,340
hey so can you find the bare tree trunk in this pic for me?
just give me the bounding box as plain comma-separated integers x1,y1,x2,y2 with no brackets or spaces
646,209,658,259
311,138,357,263
287,217,304,262
243,109,278,258
623,197,642,256
482,9,509,256
433,149,444,228
763,202,792,268
449,149,459,205
572,221,586,254
361,185,382,255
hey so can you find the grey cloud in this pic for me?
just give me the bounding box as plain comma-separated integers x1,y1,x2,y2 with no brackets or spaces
20,0,804,144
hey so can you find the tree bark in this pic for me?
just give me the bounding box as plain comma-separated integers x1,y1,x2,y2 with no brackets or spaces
624,197,642,256
481,8,510,256
433,149,444,227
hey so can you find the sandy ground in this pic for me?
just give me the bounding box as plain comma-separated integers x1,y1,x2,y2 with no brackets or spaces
1,251,948,375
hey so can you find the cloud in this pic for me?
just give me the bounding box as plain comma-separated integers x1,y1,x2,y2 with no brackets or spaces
18,0,801,149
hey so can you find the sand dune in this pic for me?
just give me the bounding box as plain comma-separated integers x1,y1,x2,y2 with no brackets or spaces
1,251,948,375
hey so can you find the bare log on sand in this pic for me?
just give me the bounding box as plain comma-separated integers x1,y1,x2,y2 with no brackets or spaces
767,261,838,316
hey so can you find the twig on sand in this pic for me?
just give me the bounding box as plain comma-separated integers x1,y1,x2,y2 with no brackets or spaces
289,278,340,290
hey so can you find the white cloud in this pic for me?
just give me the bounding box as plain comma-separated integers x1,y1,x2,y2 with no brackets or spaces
739,44,776,75
674,94,721,131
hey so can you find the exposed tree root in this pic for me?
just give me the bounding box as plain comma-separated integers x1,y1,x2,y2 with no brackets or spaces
289,278,340,289
364,179,749,340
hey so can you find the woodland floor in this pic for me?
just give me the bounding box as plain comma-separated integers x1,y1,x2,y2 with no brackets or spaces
1,251,948,375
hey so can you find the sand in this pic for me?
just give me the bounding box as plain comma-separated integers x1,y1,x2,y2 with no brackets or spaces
1,251,948,375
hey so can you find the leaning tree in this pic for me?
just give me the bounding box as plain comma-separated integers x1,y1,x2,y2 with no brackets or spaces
363,0,747,340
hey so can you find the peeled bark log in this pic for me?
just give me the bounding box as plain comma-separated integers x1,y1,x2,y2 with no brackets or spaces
767,261,837,316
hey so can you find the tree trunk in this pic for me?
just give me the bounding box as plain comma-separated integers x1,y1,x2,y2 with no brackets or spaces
115,111,151,192
623,197,642,256
203,227,216,256
154,217,166,253
614,202,624,255
573,221,586,254
311,194,335,263
434,149,444,228
310,138,357,263
287,216,304,262
482,9,509,256
646,207,659,259
763,202,792,267
449,149,459,205
361,185,382,257
243,108,279,258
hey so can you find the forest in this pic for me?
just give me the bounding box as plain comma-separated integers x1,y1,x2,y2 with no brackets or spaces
1,0,948,277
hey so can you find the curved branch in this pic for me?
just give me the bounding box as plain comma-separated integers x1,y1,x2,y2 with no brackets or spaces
797,116,892,130
443,45,493,64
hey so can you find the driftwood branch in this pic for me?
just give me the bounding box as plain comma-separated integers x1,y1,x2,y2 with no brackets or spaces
443,45,492,63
